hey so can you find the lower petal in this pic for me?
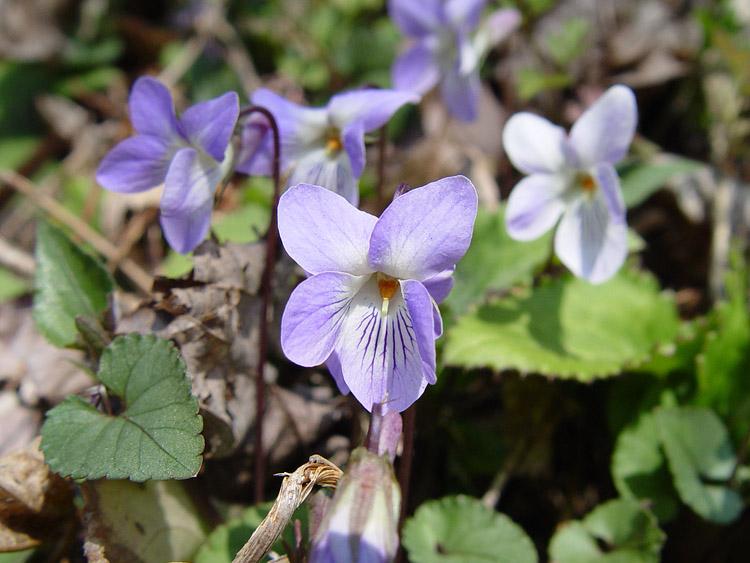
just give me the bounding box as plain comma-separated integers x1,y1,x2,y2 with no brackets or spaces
554,196,628,284
505,173,567,241
440,66,480,122
335,277,429,413
160,147,222,253
392,43,440,95
282,272,368,367
325,351,351,395
401,280,437,384
96,135,172,193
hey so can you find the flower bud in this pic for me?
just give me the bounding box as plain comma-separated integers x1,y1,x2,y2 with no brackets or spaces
310,448,401,563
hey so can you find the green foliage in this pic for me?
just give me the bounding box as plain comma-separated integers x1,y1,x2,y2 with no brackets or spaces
41,334,204,481
611,412,680,522
548,498,665,563
33,221,113,347
655,407,742,524
516,68,571,101
446,207,551,315
619,158,704,208
695,253,750,442
194,503,308,562
402,495,537,563
444,270,679,380
545,18,590,67
0,267,28,303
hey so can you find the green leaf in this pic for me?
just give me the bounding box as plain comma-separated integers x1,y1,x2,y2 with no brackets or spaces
549,498,665,563
444,270,679,380
654,406,742,524
41,334,204,481
194,503,308,563
611,412,679,522
33,221,113,347
0,267,28,303
85,480,208,562
696,251,750,442
619,158,704,208
545,18,590,67
213,203,270,244
446,207,551,315
517,68,571,101
402,495,537,563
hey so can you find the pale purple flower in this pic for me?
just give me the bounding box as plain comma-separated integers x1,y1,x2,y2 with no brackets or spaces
279,176,477,413
236,88,418,205
96,77,239,253
310,448,400,563
390,0,520,121
503,85,638,283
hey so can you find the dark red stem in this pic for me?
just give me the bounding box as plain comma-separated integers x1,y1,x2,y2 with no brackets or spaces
239,105,281,504
397,404,416,526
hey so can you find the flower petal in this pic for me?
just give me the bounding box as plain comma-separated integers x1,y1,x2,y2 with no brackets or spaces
251,88,328,164
335,277,428,413
440,64,481,121
569,85,637,167
391,42,440,95
281,272,367,367
594,162,626,222
502,112,571,174
160,147,220,253
328,89,419,132
421,267,455,304
129,77,180,140
368,175,478,281
278,183,377,275
505,173,567,241
554,192,628,284
445,0,486,31
402,280,437,384
287,149,360,205
388,0,443,37
484,8,521,44
96,135,173,193
234,112,274,176
342,119,366,178
325,351,351,395
180,91,239,162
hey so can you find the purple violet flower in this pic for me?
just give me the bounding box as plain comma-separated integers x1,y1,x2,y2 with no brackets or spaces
96,76,239,253
279,176,478,413
310,448,400,563
236,88,418,205
503,85,638,283
389,0,520,121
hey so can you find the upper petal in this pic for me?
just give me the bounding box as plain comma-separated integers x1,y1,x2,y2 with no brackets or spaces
401,280,437,384
128,77,180,140
96,135,173,193
569,85,637,167
278,183,377,275
554,193,628,284
445,0,486,31
421,267,455,304
502,112,571,174
281,272,367,367
328,89,419,132
505,173,567,241
388,0,443,37
180,91,239,162
287,150,360,205
391,42,440,95
160,147,221,253
335,277,429,413
251,88,328,164
368,175,478,280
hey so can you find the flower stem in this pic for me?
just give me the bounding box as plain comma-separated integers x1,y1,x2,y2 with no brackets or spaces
238,105,282,504
397,404,416,527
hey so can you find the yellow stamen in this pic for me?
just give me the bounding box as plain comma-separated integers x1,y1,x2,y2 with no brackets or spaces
578,172,597,194
326,136,343,153
377,273,399,317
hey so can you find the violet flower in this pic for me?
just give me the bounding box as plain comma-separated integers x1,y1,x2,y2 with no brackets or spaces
235,88,418,205
390,0,520,121
310,448,400,563
279,177,477,413
96,77,239,253
503,85,638,283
